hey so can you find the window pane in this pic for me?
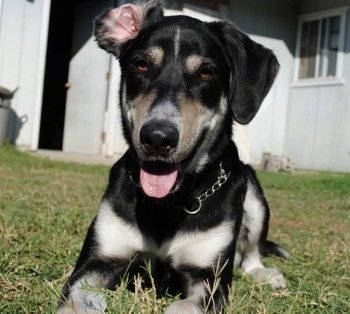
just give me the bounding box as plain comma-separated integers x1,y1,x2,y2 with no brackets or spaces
299,20,319,79
319,16,340,78
319,18,328,77
327,16,340,76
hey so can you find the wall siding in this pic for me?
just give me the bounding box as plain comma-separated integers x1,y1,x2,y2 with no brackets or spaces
299,0,350,14
285,0,350,171
227,0,298,53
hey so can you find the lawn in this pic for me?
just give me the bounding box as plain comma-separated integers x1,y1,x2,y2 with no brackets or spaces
0,145,349,313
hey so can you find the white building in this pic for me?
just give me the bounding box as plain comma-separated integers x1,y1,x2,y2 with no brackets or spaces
1,0,349,172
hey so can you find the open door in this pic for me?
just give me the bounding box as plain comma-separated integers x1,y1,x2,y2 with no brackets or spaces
63,0,113,154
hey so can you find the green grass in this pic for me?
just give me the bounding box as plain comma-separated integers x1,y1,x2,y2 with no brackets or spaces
0,145,349,313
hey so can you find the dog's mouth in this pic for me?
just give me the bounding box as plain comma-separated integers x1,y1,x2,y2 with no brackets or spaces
139,161,179,198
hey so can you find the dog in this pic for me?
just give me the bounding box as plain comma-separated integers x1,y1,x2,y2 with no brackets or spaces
57,1,289,313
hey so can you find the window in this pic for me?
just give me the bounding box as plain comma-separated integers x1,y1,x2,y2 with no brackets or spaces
295,7,348,84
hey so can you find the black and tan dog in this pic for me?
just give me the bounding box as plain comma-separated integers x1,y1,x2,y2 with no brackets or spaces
58,1,288,313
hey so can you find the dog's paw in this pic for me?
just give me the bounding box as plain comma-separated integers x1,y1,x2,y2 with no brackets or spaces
57,303,105,314
57,294,107,314
249,267,286,290
57,306,76,314
164,300,203,314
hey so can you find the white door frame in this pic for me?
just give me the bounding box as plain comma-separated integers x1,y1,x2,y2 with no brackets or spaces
30,0,51,151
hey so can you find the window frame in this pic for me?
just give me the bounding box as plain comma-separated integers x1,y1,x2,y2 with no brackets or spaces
293,6,348,87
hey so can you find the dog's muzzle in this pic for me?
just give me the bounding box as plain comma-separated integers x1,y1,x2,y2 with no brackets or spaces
138,120,179,199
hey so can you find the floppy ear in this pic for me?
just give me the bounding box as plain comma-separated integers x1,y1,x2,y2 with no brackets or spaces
209,22,279,124
94,0,163,58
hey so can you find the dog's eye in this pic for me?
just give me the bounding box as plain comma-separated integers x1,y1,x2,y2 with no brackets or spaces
199,68,213,81
135,60,149,73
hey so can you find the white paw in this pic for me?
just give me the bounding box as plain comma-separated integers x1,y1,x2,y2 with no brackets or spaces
57,302,105,314
164,300,203,314
57,305,77,314
249,267,286,290
57,293,107,314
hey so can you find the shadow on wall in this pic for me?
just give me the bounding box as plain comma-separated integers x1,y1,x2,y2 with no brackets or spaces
0,87,28,145
7,109,28,144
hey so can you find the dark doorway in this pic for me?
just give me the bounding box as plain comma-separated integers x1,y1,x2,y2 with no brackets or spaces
39,0,118,151
39,0,75,150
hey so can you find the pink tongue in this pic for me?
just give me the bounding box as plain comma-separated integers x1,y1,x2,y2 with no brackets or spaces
140,167,178,198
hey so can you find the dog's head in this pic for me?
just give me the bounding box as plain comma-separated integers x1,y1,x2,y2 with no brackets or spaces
94,0,279,198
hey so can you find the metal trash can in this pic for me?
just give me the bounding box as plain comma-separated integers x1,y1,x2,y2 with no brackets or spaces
0,106,10,145
0,87,18,145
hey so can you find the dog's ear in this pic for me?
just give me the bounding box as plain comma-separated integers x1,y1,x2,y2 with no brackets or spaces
94,0,163,58
209,22,279,124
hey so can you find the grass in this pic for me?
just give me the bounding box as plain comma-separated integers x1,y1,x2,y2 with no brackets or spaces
0,144,349,313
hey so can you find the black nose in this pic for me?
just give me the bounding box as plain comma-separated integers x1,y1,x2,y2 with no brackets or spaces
140,121,179,155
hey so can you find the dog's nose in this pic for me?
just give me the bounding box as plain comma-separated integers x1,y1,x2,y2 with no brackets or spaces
140,122,179,155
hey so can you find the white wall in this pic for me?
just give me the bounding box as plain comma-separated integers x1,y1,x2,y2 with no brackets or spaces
108,60,129,157
285,3,350,172
286,77,350,172
0,0,50,149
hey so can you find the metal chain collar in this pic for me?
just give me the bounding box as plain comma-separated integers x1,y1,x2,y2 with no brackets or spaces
184,163,231,215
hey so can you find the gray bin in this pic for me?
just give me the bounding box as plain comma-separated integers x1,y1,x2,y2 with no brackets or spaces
0,106,10,145
0,87,18,145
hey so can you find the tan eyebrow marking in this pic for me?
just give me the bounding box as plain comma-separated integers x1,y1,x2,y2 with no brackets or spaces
185,55,204,74
147,46,164,66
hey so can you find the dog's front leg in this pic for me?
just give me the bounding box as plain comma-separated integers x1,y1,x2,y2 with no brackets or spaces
57,201,142,314
57,248,137,314
165,223,235,314
164,262,232,314
57,260,122,314
57,254,135,314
